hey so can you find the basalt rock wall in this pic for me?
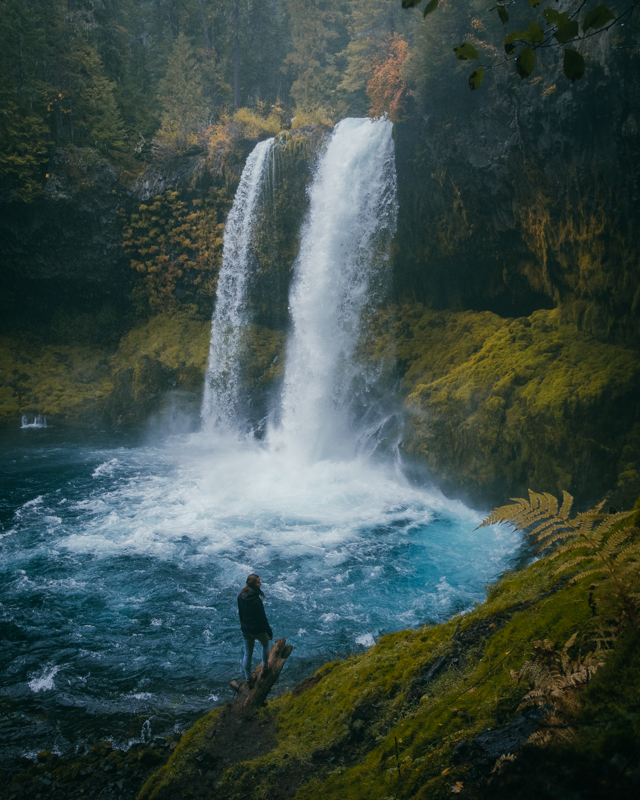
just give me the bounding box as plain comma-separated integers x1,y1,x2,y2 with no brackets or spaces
393,42,640,349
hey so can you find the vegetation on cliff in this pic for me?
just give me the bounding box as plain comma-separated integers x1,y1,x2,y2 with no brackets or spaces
393,305,640,508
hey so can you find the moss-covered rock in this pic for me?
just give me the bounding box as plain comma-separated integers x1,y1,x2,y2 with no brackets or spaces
394,304,640,508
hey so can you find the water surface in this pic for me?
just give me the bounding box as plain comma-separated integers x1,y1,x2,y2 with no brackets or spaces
0,425,519,760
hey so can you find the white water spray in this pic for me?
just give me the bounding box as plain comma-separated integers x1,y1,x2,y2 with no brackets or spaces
201,137,274,432
269,118,397,459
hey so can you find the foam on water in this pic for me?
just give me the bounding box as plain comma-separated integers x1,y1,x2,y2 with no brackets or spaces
28,666,61,693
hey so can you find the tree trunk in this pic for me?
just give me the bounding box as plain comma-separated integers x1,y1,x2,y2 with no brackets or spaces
233,0,240,109
229,638,293,711
197,0,211,51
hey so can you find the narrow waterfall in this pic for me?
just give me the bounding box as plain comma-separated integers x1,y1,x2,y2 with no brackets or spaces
270,118,398,459
201,137,275,432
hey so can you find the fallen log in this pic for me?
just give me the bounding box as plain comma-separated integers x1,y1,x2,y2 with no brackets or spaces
228,637,293,711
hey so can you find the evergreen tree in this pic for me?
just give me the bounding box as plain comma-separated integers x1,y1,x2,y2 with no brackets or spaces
0,0,52,200
284,0,348,113
72,41,127,151
156,33,207,151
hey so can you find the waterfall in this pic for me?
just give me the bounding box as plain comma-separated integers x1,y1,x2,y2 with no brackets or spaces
269,118,398,459
201,137,275,432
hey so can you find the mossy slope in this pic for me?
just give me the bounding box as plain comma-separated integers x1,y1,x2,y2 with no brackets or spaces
136,517,640,800
395,305,640,508
0,312,210,427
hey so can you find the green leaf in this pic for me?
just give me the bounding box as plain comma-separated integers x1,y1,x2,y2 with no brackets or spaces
583,4,616,32
527,21,545,43
469,67,485,90
497,7,509,25
529,0,541,6
504,30,523,55
554,20,579,43
545,9,569,26
516,45,536,78
402,0,422,8
453,42,479,60
563,48,585,80
423,0,439,18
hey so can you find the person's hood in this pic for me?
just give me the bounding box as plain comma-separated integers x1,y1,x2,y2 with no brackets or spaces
239,588,262,602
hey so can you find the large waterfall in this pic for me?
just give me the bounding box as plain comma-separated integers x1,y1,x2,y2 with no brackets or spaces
271,118,397,459
201,118,397,456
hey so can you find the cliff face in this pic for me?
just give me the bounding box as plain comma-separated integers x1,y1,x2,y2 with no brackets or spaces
394,48,640,348
0,147,131,330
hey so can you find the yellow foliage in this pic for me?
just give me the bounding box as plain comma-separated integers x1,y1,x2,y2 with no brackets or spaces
290,106,335,130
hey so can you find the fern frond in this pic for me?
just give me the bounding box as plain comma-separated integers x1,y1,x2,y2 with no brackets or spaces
529,518,570,542
567,568,603,585
545,541,589,561
541,492,559,516
574,511,601,541
553,556,594,576
559,491,574,520
600,526,635,555
610,541,640,562
479,498,531,529
528,489,542,511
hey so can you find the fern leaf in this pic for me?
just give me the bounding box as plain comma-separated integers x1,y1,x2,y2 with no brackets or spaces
553,556,594,576
546,541,589,561
529,518,569,543
538,532,581,552
559,490,574,520
592,513,634,547
542,492,559,516
601,527,634,554
479,498,530,528
575,511,601,540
568,568,603,585
529,489,543,511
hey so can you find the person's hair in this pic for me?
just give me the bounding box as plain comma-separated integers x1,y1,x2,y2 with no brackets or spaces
246,573,265,597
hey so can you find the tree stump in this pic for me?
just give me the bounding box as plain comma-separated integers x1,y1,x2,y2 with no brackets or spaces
229,637,293,711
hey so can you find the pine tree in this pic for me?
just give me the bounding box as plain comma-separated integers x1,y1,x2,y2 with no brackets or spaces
284,0,348,113
72,42,127,151
156,33,207,151
0,0,52,201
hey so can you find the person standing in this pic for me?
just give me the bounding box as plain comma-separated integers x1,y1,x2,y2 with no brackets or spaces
237,573,272,684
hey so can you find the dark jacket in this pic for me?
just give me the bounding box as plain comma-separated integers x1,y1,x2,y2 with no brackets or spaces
237,587,272,638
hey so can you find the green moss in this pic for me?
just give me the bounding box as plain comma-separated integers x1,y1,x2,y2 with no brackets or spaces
0,311,211,427
137,526,636,800
395,304,640,507
0,333,113,424
137,708,222,800
110,311,210,376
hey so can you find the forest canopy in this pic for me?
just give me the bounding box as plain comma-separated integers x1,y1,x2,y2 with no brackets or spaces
1,0,636,202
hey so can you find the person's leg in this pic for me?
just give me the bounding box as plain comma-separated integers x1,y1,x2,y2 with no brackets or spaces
242,635,255,680
257,631,270,668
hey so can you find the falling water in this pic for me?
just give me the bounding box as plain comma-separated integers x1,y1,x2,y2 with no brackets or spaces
201,137,275,432
269,117,398,459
